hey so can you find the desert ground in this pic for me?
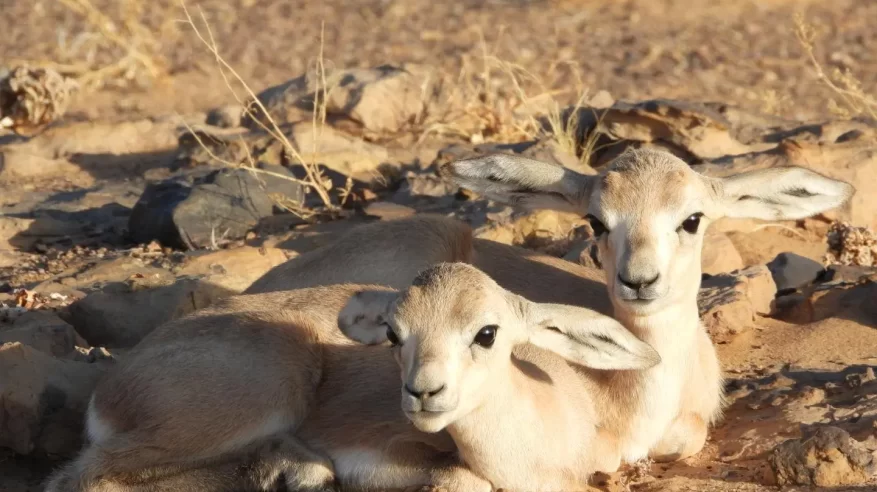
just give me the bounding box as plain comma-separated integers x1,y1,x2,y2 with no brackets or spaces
2,0,877,491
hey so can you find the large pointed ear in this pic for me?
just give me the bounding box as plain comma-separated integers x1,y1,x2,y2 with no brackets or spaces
521,301,661,370
714,166,855,221
338,288,399,345
440,153,597,213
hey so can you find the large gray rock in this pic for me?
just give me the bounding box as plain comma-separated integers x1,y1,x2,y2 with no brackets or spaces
128,168,304,250
767,252,824,292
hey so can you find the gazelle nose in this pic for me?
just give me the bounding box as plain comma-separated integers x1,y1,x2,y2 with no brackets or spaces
618,273,660,290
405,384,446,399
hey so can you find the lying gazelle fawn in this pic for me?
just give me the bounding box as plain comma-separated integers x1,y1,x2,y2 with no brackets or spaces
339,262,660,491
44,269,653,492
45,285,488,492
248,148,855,465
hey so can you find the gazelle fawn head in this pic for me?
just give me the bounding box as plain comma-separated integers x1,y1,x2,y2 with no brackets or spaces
443,149,855,316
339,263,660,433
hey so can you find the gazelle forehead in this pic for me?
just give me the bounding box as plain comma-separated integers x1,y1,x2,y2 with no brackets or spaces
595,149,706,218
394,264,499,333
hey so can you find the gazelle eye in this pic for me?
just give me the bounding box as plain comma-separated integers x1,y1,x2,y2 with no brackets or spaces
385,324,400,346
679,213,704,234
585,214,608,236
473,325,498,348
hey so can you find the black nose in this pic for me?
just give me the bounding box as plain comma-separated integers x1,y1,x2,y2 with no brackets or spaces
618,273,660,290
405,384,445,399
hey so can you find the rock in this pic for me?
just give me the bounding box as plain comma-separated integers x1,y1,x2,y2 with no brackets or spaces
0,342,106,456
242,74,311,129
567,99,754,164
391,170,458,207
0,311,84,358
0,216,84,251
206,104,243,128
773,264,877,324
701,230,744,275
698,265,777,342
767,252,824,292
66,273,242,348
0,181,142,250
769,426,877,486
128,168,305,250
819,264,877,284
284,123,390,178
246,64,435,135
474,209,588,257
177,123,388,181
65,248,287,348
563,238,602,269
324,63,435,135
434,138,589,175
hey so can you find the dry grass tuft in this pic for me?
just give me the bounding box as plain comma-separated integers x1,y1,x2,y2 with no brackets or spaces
12,0,170,91
0,66,79,136
417,31,603,166
794,13,877,121
824,221,877,267
178,1,349,221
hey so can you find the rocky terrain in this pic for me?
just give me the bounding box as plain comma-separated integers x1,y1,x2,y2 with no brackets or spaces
2,0,877,491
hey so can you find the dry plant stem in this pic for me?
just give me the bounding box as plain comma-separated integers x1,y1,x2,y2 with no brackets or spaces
794,12,877,120
178,0,336,211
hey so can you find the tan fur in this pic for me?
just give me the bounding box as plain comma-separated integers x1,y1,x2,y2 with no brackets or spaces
45,286,491,492
246,147,853,467
245,215,473,294
339,263,658,492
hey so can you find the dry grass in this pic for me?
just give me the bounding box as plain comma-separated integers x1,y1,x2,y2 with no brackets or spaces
794,12,877,121
178,1,350,221
416,30,606,168
823,221,877,267
12,0,170,90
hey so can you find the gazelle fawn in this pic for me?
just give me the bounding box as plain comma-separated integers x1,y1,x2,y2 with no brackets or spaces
248,148,855,465
44,286,492,492
339,262,660,491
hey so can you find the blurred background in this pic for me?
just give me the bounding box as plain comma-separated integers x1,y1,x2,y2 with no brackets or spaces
4,0,876,122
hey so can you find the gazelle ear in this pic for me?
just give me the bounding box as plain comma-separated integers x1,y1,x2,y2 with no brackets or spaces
521,301,660,370
338,289,399,345
713,166,855,221
440,153,597,213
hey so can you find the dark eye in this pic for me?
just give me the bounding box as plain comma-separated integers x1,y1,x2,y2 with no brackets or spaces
473,325,498,348
585,214,608,236
679,213,704,234
385,323,400,346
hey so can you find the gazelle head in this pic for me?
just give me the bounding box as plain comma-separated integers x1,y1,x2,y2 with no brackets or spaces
338,263,660,433
442,148,855,316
